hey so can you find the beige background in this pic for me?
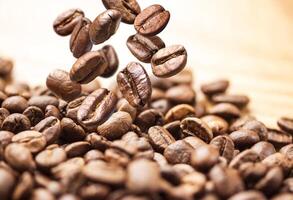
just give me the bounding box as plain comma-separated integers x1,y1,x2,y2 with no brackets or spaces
0,0,293,126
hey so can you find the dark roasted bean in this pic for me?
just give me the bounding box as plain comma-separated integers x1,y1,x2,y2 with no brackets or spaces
85,133,111,152
45,105,61,119
230,129,260,149
277,117,293,134
34,116,61,144
36,147,67,169
148,126,175,152
183,136,207,149
2,113,31,133
262,153,292,175
100,45,119,78
201,115,228,136
279,144,293,160
135,109,164,132
0,58,13,78
201,79,229,96
229,149,260,169
209,103,241,120
23,106,44,126
164,140,194,164
165,104,196,122
65,96,86,121
84,149,104,162
241,120,268,141
28,95,59,111
229,115,256,132
251,141,276,160
163,120,182,140
267,128,292,147
166,84,195,105
61,117,86,142
117,98,137,120
212,94,250,108
0,107,10,126
151,99,171,115
65,141,91,158
191,145,219,171
2,96,28,113
210,135,235,162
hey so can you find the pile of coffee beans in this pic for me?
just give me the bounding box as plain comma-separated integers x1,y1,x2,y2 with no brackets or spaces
0,1,292,200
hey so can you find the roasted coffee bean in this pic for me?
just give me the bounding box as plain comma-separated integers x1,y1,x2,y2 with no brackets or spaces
230,129,260,149
212,94,250,108
84,149,104,162
117,62,151,107
279,144,293,160
23,106,44,126
70,17,93,58
151,99,171,115
61,117,86,142
35,116,61,144
77,88,117,130
191,145,219,171
148,126,175,152
267,128,292,147
0,107,10,126
70,50,108,84
164,140,194,164
89,9,121,45
0,130,14,159
277,117,293,134
2,96,28,113
229,149,260,169
150,75,174,90
83,160,126,185
81,79,101,94
238,162,268,187
241,120,268,141
0,57,13,78
135,109,164,132
98,111,133,140
180,117,213,143
65,96,86,121
201,79,229,96
65,141,91,158
151,45,187,78
30,188,55,200
102,0,140,24
36,147,67,169
0,168,15,200
210,135,235,162
209,103,241,120
151,88,165,101
228,190,266,200
12,172,34,200
12,130,47,153
78,183,110,200
209,165,244,198
28,95,59,111
46,69,81,101
229,115,256,132
164,120,182,140
0,91,7,104
262,153,292,174
2,113,31,133
100,45,119,78
271,193,293,200
201,115,228,136
4,143,35,171
183,136,207,149
165,104,196,122
117,98,137,120
134,4,170,36
34,173,64,196
53,8,84,36
45,105,61,119
127,159,160,193
85,133,111,152
251,141,276,160
127,34,165,63
4,83,30,97
166,84,195,105
105,148,130,166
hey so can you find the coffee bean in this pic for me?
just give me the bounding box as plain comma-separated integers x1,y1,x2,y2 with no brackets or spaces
277,117,293,134
150,75,174,90
59,194,81,200
165,104,196,122
151,88,165,101
89,9,121,45
151,99,171,115
23,106,44,126
117,98,137,120
134,4,170,36
28,95,59,111
212,94,250,108
229,116,256,132
228,191,266,200
201,79,229,96
135,109,164,132
53,8,84,36
279,178,293,193
241,120,268,141
98,111,133,140
251,141,276,160
35,147,67,169
127,159,160,193
164,140,194,164
65,141,91,158
229,149,260,169
45,105,61,119
4,143,35,171
78,183,110,200
180,117,213,143
210,135,235,162
166,84,195,105
2,96,28,113
46,69,81,101
163,120,182,140
100,45,119,78
0,58,13,78
0,130,14,159
271,193,293,200
262,153,292,175
191,145,219,171
230,129,260,149
4,83,30,97
279,144,293,160
151,45,187,78
2,113,31,133
81,79,101,94
105,148,130,166
267,128,292,147
70,50,108,84
65,96,86,121
83,160,126,185
148,126,175,152
84,149,104,163
102,0,141,24
12,130,47,153
77,88,117,130
117,62,151,107
201,115,228,136
85,133,111,152
0,168,15,200
12,172,34,200
70,17,93,58
35,116,61,144
183,136,207,149
61,117,86,142
0,107,10,126
127,34,165,63
209,103,241,120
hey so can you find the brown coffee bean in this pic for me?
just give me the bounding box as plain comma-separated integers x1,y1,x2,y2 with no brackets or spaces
267,128,292,147
251,141,276,160
165,104,196,122
164,140,194,164
4,83,30,97
65,96,86,121
230,129,260,149
89,9,121,45
28,95,59,111
241,120,268,141
280,144,293,160
163,120,181,140
105,148,130,166
53,8,84,36
102,0,140,24
85,133,111,152
77,88,117,130
127,34,165,63
4,143,35,171
209,103,241,120
36,147,67,169
135,109,164,132
100,45,119,78
151,45,187,78
31,188,55,200
70,17,93,58
98,111,133,140
83,160,126,185
201,79,229,96
151,99,171,115
0,168,15,200
59,194,81,200
61,117,86,142
229,115,256,132
277,117,293,134
180,117,213,143
212,94,250,108
34,116,61,144
65,141,91,158
262,153,292,175
23,106,44,126
0,130,14,159
209,165,244,198
127,159,161,194
117,98,137,120
150,75,174,90
271,193,293,200
210,135,235,162
12,130,46,153
201,115,228,136
46,69,81,101
151,88,165,101
2,113,31,133
117,62,151,107
191,145,219,171
229,149,260,169
84,149,104,162
0,107,10,126
148,126,175,152
0,57,13,78
81,79,101,94
134,4,170,36
78,183,110,200
12,172,34,200
238,162,268,186
166,84,195,105
183,136,207,149
70,50,108,84
228,190,266,200
2,96,28,113
45,105,61,119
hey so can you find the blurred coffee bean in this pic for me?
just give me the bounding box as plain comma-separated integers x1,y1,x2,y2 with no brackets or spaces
201,115,228,136
165,104,196,122
210,135,235,162
135,109,164,132
229,116,256,132
4,82,30,97
228,190,266,200
201,79,229,96
85,133,111,152
34,116,61,144
0,168,15,200
84,149,104,163
0,58,13,78
271,193,293,200
164,140,194,164
262,153,292,175
78,183,110,200
100,45,119,78
0,107,10,126
229,149,260,169
241,120,268,141
148,126,175,152
183,136,207,149
28,95,59,111
65,141,91,158
151,99,171,115
12,172,34,200
2,113,31,133
191,145,219,171
279,144,293,160
31,188,55,200
251,141,276,160
209,103,241,120
277,117,293,134
23,106,44,126
267,128,292,148
2,96,28,113
151,88,165,101
166,84,195,105
164,120,182,140
61,117,86,142
12,130,46,153
230,129,260,149
36,147,67,169
212,94,249,108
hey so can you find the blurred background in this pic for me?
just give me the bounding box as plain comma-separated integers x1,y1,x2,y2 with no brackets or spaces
0,0,293,125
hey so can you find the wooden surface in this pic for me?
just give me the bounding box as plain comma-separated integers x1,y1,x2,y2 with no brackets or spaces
0,0,293,127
